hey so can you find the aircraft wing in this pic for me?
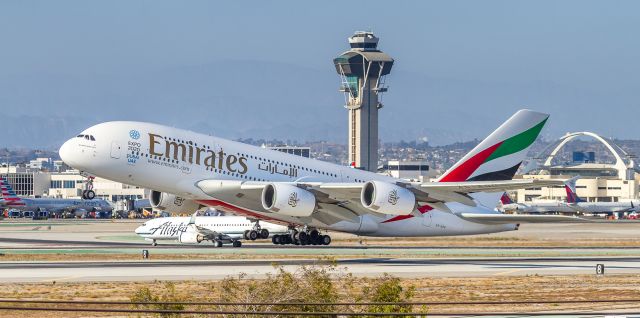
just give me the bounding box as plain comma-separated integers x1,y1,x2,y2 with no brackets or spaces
192,225,226,240
419,179,565,194
458,213,592,224
196,179,569,226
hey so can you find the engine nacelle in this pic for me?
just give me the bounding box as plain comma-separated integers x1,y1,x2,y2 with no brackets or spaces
261,183,316,217
361,181,416,215
150,191,201,214
177,229,204,244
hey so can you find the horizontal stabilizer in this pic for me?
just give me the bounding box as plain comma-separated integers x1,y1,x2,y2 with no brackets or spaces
458,213,591,224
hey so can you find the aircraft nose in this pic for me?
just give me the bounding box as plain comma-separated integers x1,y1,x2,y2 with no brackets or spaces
59,139,75,166
135,226,144,234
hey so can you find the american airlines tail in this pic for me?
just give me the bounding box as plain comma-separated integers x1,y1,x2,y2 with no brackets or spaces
0,177,25,206
437,109,549,208
564,176,584,204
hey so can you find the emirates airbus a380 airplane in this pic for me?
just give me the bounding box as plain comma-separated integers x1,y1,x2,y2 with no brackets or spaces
59,110,580,246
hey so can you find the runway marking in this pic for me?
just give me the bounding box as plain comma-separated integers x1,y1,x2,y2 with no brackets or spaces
492,268,524,276
41,275,83,283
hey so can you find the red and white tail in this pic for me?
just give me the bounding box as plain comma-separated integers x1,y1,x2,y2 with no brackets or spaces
500,192,515,205
0,177,25,206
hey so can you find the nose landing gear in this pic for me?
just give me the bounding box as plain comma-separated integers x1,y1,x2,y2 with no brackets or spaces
81,175,96,200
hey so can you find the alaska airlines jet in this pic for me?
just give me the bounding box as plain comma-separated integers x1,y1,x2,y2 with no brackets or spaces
0,177,113,217
59,110,581,245
135,214,290,247
564,177,638,214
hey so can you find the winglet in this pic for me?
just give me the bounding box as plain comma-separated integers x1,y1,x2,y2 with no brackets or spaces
188,211,198,225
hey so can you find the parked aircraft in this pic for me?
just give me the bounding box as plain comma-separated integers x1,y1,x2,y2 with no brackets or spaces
59,109,581,246
498,192,577,214
565,177,638,214
0,177,113,217
135,214,290,247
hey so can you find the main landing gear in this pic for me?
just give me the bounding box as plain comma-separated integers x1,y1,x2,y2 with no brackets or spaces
272,228,331,246
243,221,270,241
212,239,242,248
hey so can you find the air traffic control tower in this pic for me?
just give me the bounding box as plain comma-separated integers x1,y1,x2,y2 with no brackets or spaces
334,31,394,172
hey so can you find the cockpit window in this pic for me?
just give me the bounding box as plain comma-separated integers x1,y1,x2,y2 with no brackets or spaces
78,134,96,141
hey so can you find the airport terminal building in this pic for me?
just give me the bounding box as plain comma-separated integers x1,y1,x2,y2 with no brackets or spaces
516,132,640,203
2,165,145,201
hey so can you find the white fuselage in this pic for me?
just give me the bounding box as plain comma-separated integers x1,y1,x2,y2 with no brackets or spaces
135,216,289,241
570,201,638,214
501,201,577,214
1,198,113,214
59,121,517,237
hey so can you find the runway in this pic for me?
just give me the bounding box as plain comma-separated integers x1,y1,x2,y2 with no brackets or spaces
1,256,638,282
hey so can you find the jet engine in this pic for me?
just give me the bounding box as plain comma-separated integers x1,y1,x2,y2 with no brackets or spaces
261,183,316,217
361,181,416,215
150,191,201,214
177,229,204,244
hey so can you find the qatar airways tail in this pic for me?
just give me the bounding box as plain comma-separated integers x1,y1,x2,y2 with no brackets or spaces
60,109,583,247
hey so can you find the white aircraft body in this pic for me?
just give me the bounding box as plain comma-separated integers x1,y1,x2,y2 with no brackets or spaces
1,177,113,217
498,193,577,214
564,178,638,214
135,215,290,247
59,109,580,246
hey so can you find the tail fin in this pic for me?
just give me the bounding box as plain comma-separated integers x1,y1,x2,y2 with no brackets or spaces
438,109,549,182
500,192,514,205
0,177,25,206
564,176,584,203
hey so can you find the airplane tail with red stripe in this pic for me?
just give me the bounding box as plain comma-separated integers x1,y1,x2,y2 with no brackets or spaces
0,177,25,206
500,192,515,205
564,176,584,204
436,109,549,208
438,109,549,183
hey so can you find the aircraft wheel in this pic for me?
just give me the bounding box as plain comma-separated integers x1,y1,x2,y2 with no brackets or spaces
309,229,320,240
243,230,251,240
272,235,280,244
152,240,157,247
232,240,242,248
298,231,308,242
248,230,258,241
260,229,269,239
321,235,331,246
85,190,96,200
213,240,223,248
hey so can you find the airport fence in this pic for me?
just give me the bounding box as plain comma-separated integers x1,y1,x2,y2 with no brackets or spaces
1,299,640,316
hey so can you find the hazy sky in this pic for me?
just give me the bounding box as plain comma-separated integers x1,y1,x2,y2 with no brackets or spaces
1,1,639,147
